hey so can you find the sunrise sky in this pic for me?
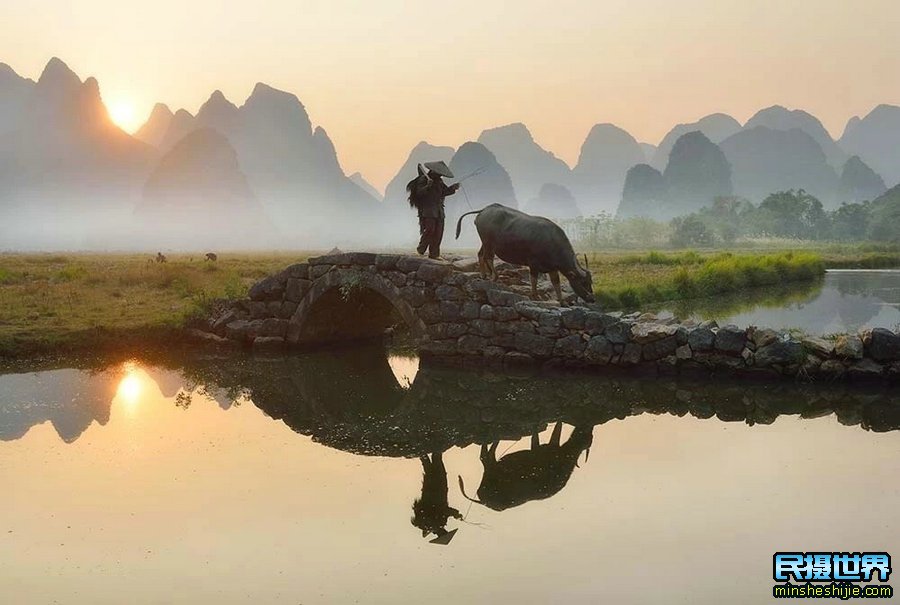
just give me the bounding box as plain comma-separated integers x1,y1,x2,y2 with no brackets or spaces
3,0,899,190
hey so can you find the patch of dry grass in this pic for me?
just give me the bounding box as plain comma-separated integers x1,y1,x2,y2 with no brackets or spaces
0,252,310,354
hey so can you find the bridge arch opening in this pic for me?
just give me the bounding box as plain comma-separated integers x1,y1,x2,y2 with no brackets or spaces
290,271,425,348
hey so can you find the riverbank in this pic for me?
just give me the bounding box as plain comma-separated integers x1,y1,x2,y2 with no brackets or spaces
0,247,896,359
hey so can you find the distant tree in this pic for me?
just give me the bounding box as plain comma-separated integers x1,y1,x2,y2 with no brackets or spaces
670,214,716,247
867,184,900,242
829,202,871,241
755,189,828,239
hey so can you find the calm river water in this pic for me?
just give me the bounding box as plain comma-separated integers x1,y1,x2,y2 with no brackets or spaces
2,346,899,604
659,269,900,335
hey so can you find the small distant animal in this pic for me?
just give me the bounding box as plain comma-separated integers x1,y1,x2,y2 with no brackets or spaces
455,203,595,304
205,253,218,262
155,252,167,263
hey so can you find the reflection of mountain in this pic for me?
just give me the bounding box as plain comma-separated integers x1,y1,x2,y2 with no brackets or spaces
6,342,900,449
0,369,116,442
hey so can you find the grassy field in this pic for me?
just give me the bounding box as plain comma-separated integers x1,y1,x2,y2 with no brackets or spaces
0,252,309,356
1,245,897,357
586,250,825,309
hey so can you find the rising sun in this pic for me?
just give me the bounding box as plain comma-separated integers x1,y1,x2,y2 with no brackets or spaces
106,97,141,133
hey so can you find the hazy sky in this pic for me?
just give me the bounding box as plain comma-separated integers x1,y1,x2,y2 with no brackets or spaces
3,0,899,190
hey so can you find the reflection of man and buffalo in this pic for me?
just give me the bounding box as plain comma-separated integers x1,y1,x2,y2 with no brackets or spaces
3,349,900,545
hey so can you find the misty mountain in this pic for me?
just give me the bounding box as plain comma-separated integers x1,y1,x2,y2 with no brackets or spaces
383,140,455,208
839,105,900,187
151,83,380,244
135,128,273,248
651,113,741,170
134,103,174,148
615,132,730,220
159,108,195,151
662,131,732,218
477,123,571,203
0,57,153,248
839,156,886,203
719,126,839,206
447,142,516,213
349,172,382,201
524,183,581,219
617,164,666,219
638,142,656,163
571,123,645,216
744,105,846,168
0,62,33,135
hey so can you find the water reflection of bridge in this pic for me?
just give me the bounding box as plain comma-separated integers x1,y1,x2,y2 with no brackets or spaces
2,348,899,449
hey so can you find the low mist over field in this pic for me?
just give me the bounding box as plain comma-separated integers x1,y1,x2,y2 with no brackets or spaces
1,53,900,251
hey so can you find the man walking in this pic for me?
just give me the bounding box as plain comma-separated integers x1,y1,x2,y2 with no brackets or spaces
406,161,459,259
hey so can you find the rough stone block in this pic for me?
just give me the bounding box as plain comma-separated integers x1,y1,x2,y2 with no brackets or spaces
688,327,715,351
458,334,488,353
801,335,834,358
605,322,632,344
584,336,612,364
488,289,527,307
374,254,402,271
835,334,864,359
417,263,453,283
715,325,746,354
248,275,286,301
435,284,464,301
439,301,460,321
514,332,555,357
863,328,900,362
643,335,677,361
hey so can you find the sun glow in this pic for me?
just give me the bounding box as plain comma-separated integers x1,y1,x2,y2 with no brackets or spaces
105,97,141,133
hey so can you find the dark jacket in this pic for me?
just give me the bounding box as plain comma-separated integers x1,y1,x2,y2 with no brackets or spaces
408,176,459,219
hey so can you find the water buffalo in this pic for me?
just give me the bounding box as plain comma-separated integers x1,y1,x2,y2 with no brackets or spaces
458,423,593,511
455,204,594,304
205,252,218,262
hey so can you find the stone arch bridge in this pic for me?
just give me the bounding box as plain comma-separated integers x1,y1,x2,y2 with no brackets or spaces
195,252,900,382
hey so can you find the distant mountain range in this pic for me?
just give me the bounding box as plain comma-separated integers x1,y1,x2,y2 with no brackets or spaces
2,56,900,249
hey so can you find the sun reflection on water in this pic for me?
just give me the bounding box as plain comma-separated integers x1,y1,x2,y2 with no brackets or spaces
115,362,144,411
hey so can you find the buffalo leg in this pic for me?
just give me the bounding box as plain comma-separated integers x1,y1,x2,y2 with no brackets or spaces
529,268,540,300
531,432,540,449
550,421,563,446
549,270,564,304
477,247,487,278
484,249,497,281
